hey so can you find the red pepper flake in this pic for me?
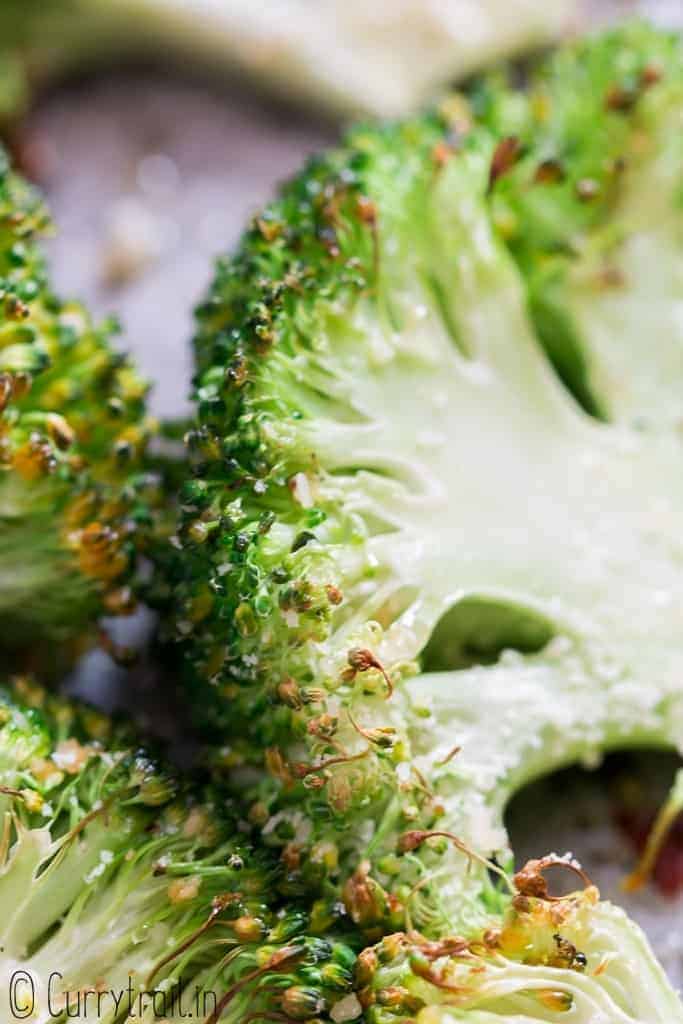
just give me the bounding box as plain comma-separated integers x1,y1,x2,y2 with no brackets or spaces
432,141,453,168
356,196,377,225
488,137,522,192
533,158,566,185
640,64,663,88
605,84,638,113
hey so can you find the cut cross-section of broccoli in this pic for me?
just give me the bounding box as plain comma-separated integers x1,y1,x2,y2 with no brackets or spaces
164,24,683,971
357,872,683,1024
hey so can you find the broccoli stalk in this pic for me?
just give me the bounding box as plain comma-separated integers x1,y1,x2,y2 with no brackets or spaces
165,23,683,999
0,151,159,669
0,677,356,1023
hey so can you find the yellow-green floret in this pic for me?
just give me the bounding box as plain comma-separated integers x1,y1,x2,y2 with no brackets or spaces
0,151,159,668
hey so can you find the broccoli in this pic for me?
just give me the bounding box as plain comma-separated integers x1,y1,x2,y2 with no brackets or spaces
479,24,683,431
356,867,683,1023
164,20,683,1013
0,3,77,125
0,675,356,1023
0,0,577,120
0,152,158,669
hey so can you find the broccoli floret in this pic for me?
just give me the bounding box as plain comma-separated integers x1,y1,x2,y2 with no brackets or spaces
0,0,577,120
0,3,75,125
166,18,683,980
357,865,683,1023
0,151,159,669
0,676,356,1022
482,22,683,429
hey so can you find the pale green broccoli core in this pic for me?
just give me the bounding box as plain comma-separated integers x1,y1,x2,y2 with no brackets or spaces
290,106,683,928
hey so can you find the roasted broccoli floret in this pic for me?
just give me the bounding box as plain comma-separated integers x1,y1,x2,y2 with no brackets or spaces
479,23,683,430
0,0,577,121
163,22,683,1013
0,676,356,1023
356,868,683,1023
0,152,158,668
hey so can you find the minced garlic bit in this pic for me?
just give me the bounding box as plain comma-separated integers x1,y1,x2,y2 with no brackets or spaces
52,738,93,775
183,806,209,838
330,994,363,1023
168,876,201,904
30,756,64,788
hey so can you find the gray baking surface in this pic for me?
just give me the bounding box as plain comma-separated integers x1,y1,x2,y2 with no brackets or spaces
20,0,683,986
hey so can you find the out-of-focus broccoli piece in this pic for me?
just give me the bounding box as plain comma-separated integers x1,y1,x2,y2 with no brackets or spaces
480,23,683,429
0,150,158,669
0,676,357,1023
0,0,578,121
163,19,683,978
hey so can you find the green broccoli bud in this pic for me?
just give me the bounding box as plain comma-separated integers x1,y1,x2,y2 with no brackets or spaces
0,676,356,1023
165,19,683,960
0,150,159,669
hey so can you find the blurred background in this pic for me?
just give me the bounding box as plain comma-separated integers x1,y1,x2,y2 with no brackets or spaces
2,0,682,986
